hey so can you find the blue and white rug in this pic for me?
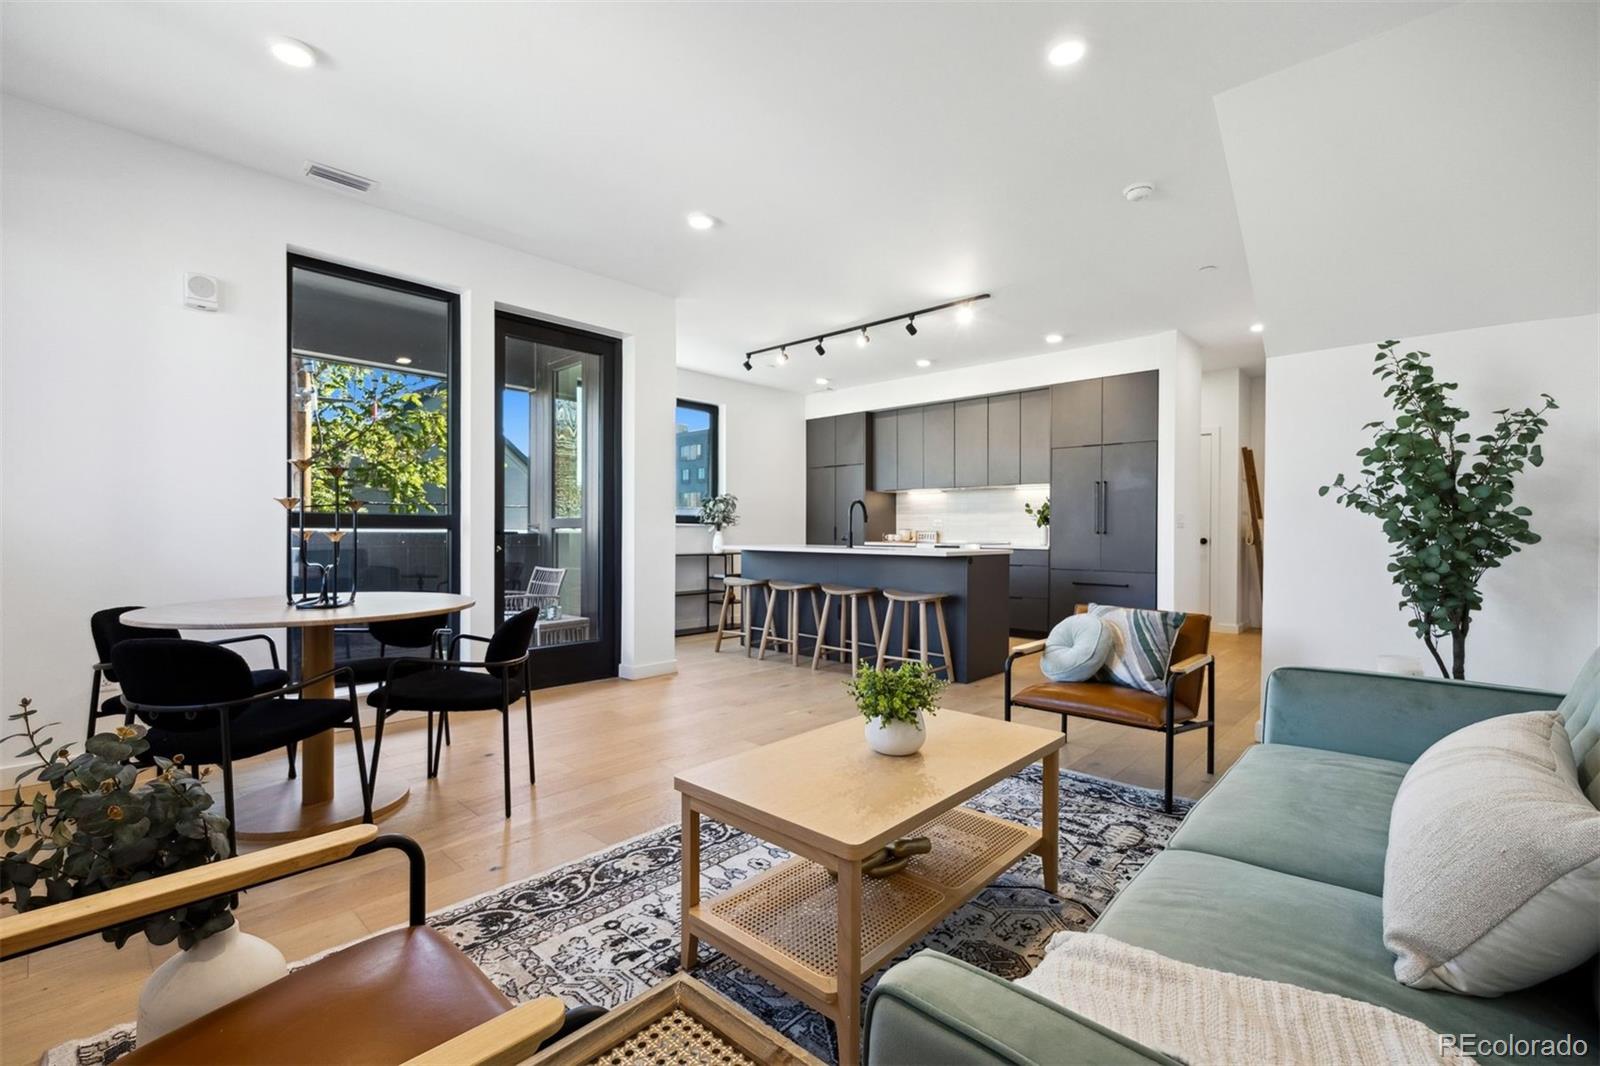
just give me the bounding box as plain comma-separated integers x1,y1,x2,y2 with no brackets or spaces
57,769,1188,1065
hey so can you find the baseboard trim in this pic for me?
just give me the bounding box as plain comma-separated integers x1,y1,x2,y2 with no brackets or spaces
1212,622,1244,634
619,659,678,680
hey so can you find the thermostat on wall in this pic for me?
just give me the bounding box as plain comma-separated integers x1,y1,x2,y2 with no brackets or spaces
183,272,220,312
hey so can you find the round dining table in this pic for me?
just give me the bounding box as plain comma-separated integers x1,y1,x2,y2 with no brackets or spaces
122,591,475,842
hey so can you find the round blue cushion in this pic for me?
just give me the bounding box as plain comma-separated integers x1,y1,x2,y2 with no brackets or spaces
1039,614,1113,683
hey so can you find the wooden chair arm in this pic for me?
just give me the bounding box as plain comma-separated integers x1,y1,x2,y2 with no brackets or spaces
402,996,567,1066
1007,639,1048,664
0,825,376,959
1168,653,1214,678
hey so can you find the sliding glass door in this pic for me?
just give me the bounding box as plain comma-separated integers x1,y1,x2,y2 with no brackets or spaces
495,311,620,686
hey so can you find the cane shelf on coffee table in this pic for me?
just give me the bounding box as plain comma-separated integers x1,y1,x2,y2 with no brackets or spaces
674,711,1065,1066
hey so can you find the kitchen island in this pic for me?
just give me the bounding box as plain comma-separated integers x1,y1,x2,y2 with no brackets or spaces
731,544,1011,682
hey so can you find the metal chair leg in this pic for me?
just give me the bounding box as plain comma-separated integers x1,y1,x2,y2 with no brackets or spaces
286,741,298,780
1206,662,1216,775
500,705,512,819
1163,690,1176,814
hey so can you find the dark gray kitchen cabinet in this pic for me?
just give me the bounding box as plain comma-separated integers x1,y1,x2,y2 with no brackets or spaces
1102,371,1159,444
833,463,866,544
871,411,898,492
987,393,1020,486
806,416,835,469
806,466,835,543
1019,389,1051,483
954,398,988,487
1049,446,1103,570
1009,596,1049,634
896,406,924,489
1100,442,1158,571
835,411,867,465
1010,563,1049,599
1050,569,1157,616
921,402,955,489
1050,378,1101,448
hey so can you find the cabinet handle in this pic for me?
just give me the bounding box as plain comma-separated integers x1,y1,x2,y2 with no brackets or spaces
1099,480,1109,535
1075,581,1130,589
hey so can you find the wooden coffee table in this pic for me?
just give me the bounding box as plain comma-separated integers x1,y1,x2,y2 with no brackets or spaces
674,711,1065,1066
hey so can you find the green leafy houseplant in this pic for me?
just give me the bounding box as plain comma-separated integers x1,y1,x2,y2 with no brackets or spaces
846,662,947,728
1025,499,1050,529
1,699,234,949
1320,341,1556,680
699,493,739,531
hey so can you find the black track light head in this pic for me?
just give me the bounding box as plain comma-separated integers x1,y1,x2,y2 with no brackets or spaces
743,357,752,371
815,338,826,356
905,316,918,337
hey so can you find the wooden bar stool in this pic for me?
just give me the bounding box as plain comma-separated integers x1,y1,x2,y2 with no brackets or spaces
876,589,953,681
757,580,821,666
810,584,882,672
713,576,766,655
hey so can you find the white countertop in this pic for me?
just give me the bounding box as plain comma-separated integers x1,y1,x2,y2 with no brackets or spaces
727,543,1013,558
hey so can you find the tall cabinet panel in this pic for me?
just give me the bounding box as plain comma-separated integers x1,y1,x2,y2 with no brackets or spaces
1099,442,1158,571
896,407,924,489
986,393,1020,486
806,416,836,469
1102,371,1159,445
1049,446,1103,570
835,412,867,465
1050,378,1101,448
954,398,988,487
871,411,898,492
806,466,835,544
1019,389,1051,483
833,463,867,544
921,402,955,489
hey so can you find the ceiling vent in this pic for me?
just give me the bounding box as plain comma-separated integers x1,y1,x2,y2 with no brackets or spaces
303,162,379,195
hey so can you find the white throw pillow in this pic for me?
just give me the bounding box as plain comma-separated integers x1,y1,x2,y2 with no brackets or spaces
1382,711,1600,996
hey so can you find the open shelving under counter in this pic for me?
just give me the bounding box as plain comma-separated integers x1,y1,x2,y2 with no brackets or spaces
675,550,740,636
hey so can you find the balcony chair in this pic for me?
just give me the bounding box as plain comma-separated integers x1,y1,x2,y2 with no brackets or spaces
1005,608,1214,812
111,639,372,854
367,607,543,819
504,565,566,616
0,827,603,1065
89,606,294,773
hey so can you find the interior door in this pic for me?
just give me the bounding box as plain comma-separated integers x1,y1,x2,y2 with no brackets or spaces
495,312,620,687
1196,431,1217,614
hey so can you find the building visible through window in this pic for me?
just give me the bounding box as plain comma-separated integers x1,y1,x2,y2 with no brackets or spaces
674,400,717,521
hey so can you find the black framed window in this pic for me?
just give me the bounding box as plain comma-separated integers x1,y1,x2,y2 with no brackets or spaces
674,399,718,523
287,256,461,618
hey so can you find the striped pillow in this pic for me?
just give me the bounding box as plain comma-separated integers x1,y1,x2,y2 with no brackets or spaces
1088,604,1187,695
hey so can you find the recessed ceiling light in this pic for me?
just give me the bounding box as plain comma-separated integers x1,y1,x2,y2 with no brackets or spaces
269,37,317,69
1048,38,1088,67
685,211,718,231
915,359,932,369
955,302,976,325
815,377,830,387
394,355,413,366
1250,322,1264,334
1044,333,1063,344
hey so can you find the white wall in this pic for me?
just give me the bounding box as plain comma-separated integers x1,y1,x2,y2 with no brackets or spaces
1200,368,1248,630
672,369,805,552
805,331,1205,612
0,97,680,766
1263,314,1599,691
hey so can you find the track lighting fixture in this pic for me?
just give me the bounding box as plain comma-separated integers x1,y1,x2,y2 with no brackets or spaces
740,293,990,372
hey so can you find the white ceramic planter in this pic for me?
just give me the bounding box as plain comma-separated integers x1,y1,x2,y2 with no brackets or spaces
711,528,725,553
137,922,288,1043
865,711,927,756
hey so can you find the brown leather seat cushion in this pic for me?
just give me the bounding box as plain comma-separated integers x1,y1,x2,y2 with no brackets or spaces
121,926,511,1065
1011,680,1197,729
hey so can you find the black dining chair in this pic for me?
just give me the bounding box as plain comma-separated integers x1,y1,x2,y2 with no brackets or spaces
111,638,372,854
88,606,299,774
335,612,456,750
366,608,542,819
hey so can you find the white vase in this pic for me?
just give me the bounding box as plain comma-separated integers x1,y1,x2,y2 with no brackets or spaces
137,922,288,1044
865,711,927,756
710,528,725,553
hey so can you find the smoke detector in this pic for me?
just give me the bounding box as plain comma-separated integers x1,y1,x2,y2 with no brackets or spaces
1122,182,1155,202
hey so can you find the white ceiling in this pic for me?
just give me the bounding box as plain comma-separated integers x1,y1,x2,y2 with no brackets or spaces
2,1,1438,391
1216,2,1598,359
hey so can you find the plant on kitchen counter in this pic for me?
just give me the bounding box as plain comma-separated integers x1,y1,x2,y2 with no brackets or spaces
1025,498,1050,528
698,493,739,531
847,662,945,728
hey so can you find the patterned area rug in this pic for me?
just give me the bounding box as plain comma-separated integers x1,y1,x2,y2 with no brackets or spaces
51,768,1188,1065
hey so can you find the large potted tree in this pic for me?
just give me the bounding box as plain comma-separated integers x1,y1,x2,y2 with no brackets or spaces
1321,341,1556,679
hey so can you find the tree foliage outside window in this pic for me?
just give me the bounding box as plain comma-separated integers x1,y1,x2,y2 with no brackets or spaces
305,359,449,515
554,392,581,519
1321,342,1556,679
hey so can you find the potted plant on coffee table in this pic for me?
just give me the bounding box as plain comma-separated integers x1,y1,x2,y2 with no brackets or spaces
1,698,286,1042
846,662,947,756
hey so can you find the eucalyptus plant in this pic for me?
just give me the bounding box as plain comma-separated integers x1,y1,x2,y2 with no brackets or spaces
1320,341,1556,679
699,493,739,531
1,699,234,949
846,662,947,727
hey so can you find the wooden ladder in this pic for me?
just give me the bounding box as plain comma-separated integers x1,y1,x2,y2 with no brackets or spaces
1241,446,1264,581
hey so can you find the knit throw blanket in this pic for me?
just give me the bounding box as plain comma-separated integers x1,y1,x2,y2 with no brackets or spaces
1014,933,1477,1066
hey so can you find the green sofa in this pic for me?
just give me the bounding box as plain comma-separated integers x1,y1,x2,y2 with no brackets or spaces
864,659,1600,1066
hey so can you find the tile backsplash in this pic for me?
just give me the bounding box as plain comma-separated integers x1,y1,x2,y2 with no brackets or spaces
890,485,1050,547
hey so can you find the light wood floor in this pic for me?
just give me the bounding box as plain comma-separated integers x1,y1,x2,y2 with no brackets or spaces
0,630,1260,1062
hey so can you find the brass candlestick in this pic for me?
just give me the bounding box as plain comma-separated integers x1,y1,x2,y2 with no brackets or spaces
280,457,363,609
